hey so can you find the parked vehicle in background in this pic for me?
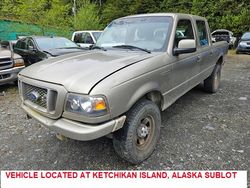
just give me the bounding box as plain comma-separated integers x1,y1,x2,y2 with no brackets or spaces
236,32,250,54
211,29,236,49
18,13,228,164
14,36,85,66
0,40,25,85
72,31,102,48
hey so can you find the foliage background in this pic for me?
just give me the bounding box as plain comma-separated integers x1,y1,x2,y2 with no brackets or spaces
0,0,249,38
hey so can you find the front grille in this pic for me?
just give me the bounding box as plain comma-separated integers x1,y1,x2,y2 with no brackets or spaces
0,58,13,70
19,79,65,118
23,83,48,109
247,42,250,45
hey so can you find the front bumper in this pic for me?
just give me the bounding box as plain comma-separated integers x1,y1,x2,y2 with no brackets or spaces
22,104,126,141
0,66,25,84
236,47,250,53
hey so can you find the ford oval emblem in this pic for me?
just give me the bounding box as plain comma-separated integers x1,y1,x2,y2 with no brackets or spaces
28,91,40,101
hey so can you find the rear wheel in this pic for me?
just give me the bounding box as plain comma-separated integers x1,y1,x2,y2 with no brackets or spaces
113,99,161,164
204,64,222,93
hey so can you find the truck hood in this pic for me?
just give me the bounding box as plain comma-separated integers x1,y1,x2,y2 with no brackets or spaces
0,49,22,59
0,49,11,58
20,51,153,93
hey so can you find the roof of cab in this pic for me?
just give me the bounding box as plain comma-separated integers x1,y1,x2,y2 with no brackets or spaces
120,13,206,20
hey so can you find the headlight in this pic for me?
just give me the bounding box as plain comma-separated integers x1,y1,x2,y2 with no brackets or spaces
65,93,108,117
239,42,247,47
14,58,25,67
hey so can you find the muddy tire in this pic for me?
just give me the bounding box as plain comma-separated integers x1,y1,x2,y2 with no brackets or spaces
113,99,161,164
204,64,222,93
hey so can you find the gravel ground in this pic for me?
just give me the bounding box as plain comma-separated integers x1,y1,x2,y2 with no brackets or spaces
0,54,249,185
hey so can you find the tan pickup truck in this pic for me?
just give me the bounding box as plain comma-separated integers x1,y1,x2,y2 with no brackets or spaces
0,40,25,85
18,13,228,164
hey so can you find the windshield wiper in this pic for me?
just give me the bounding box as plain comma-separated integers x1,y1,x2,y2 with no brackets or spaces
56,47,82,49
43,50,53,56
90,45,107,51
112,45,151,53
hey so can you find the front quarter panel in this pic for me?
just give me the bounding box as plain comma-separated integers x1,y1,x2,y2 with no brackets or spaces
90,53,173,118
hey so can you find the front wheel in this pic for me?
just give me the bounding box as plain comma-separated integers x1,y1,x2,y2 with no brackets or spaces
204,64,222,93
113,99,161,164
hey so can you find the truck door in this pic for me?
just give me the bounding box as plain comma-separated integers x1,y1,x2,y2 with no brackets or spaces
25,39,44,64
195,20,214,74
171,19,199,93
14,38,28,64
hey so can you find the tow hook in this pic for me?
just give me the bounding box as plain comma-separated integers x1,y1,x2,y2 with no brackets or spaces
56,133,68,141
26,114,32,119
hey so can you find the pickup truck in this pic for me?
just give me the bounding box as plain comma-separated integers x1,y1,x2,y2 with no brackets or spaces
18,13,228,164
71,30,102,48
0,40,25,85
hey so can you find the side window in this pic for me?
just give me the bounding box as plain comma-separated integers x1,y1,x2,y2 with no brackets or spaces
174,19,194,48
196,20,209,46
73,33,84,43
73,32,94,44
15,39,27,49
15,41,21,49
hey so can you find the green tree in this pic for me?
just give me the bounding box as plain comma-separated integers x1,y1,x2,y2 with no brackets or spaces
0,0,249,37
0,0,20,19
41,0,71,28
73,0,102,30
102,0,162,25
15,0,48,24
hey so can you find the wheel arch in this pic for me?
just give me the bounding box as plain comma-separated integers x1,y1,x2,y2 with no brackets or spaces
126,82,164,112
216,56,224,66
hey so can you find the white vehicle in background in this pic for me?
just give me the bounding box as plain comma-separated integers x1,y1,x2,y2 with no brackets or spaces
71,30,102,48
211,29,236,49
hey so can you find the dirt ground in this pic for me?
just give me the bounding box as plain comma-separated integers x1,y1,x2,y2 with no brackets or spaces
0,53,249,185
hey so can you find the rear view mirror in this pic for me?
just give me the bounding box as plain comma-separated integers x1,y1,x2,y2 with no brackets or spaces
173,39,196,56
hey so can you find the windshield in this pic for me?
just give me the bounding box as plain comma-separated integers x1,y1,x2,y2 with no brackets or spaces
35,37,78,50
242,32,250,39
92,32,102,41
212,32,229,36
0,41,11,50
96,16,173,52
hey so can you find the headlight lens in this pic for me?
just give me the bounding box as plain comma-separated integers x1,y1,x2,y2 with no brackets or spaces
239,42,247,47
65,93,108,116
14,58,25,67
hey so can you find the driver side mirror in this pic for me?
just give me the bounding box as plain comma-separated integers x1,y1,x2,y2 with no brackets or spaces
173,39,196,56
